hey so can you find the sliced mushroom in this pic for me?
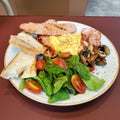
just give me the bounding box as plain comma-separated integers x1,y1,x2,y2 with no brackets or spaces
87,54,98,66
88,44,94,54
80,44,110,66
95,57,107,66
80,55,89,65
100,45,110,55
99,45,110,55
97,50,107,58
80,49,90,65
96,45,110,59
81,49,90,58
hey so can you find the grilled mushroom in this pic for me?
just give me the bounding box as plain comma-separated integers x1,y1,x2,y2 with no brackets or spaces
96,45,110,58
95,57,107,66
100,45,110,55
99,45,110,55
80,49,90,65
80,44,110,66
97,50,107,58
87,54,98,66
80,49,98,66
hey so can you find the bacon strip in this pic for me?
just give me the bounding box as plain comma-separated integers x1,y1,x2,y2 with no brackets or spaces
19,19,77,35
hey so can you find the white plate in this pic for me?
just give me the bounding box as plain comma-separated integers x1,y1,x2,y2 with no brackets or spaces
4,21,119,106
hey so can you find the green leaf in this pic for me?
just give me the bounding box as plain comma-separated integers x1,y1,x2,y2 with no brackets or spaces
83,73,105,90
65,68,75,80
33,76,46,92
19,79,26,90
48,89,70,103
38,71,53,96
19,78,32,90
53,76,68,94
63,81,76,95
66,55,90,80
45,59,65,75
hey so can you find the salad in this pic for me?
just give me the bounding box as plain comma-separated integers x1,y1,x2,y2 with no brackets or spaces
19,54,105,103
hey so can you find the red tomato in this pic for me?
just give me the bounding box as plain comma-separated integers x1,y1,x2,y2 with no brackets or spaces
36,59,46,70
52,58,67,68
60,52,71,59
89,67,95,72
25,80,42,93
71,74,86,94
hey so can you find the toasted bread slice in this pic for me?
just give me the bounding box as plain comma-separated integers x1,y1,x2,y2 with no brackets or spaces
0,51,37,79
9,32,46,55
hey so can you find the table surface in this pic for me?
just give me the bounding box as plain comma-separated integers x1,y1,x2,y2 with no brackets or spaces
0,16,120,120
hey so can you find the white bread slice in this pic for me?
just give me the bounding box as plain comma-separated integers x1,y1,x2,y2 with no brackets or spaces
0,51,37,79
9,32,46,55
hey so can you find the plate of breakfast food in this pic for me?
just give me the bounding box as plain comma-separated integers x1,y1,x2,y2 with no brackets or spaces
0,19,119,106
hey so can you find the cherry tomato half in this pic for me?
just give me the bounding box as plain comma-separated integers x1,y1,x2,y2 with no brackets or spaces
71,74,86,94
60,52,71,59
89,67,95,72
25,80,42,93
36,59,46,70
52,58,67,68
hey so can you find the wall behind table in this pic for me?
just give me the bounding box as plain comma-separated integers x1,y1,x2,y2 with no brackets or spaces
0,0,88,16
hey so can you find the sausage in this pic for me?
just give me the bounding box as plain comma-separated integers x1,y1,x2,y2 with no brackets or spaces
81,28,101,47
